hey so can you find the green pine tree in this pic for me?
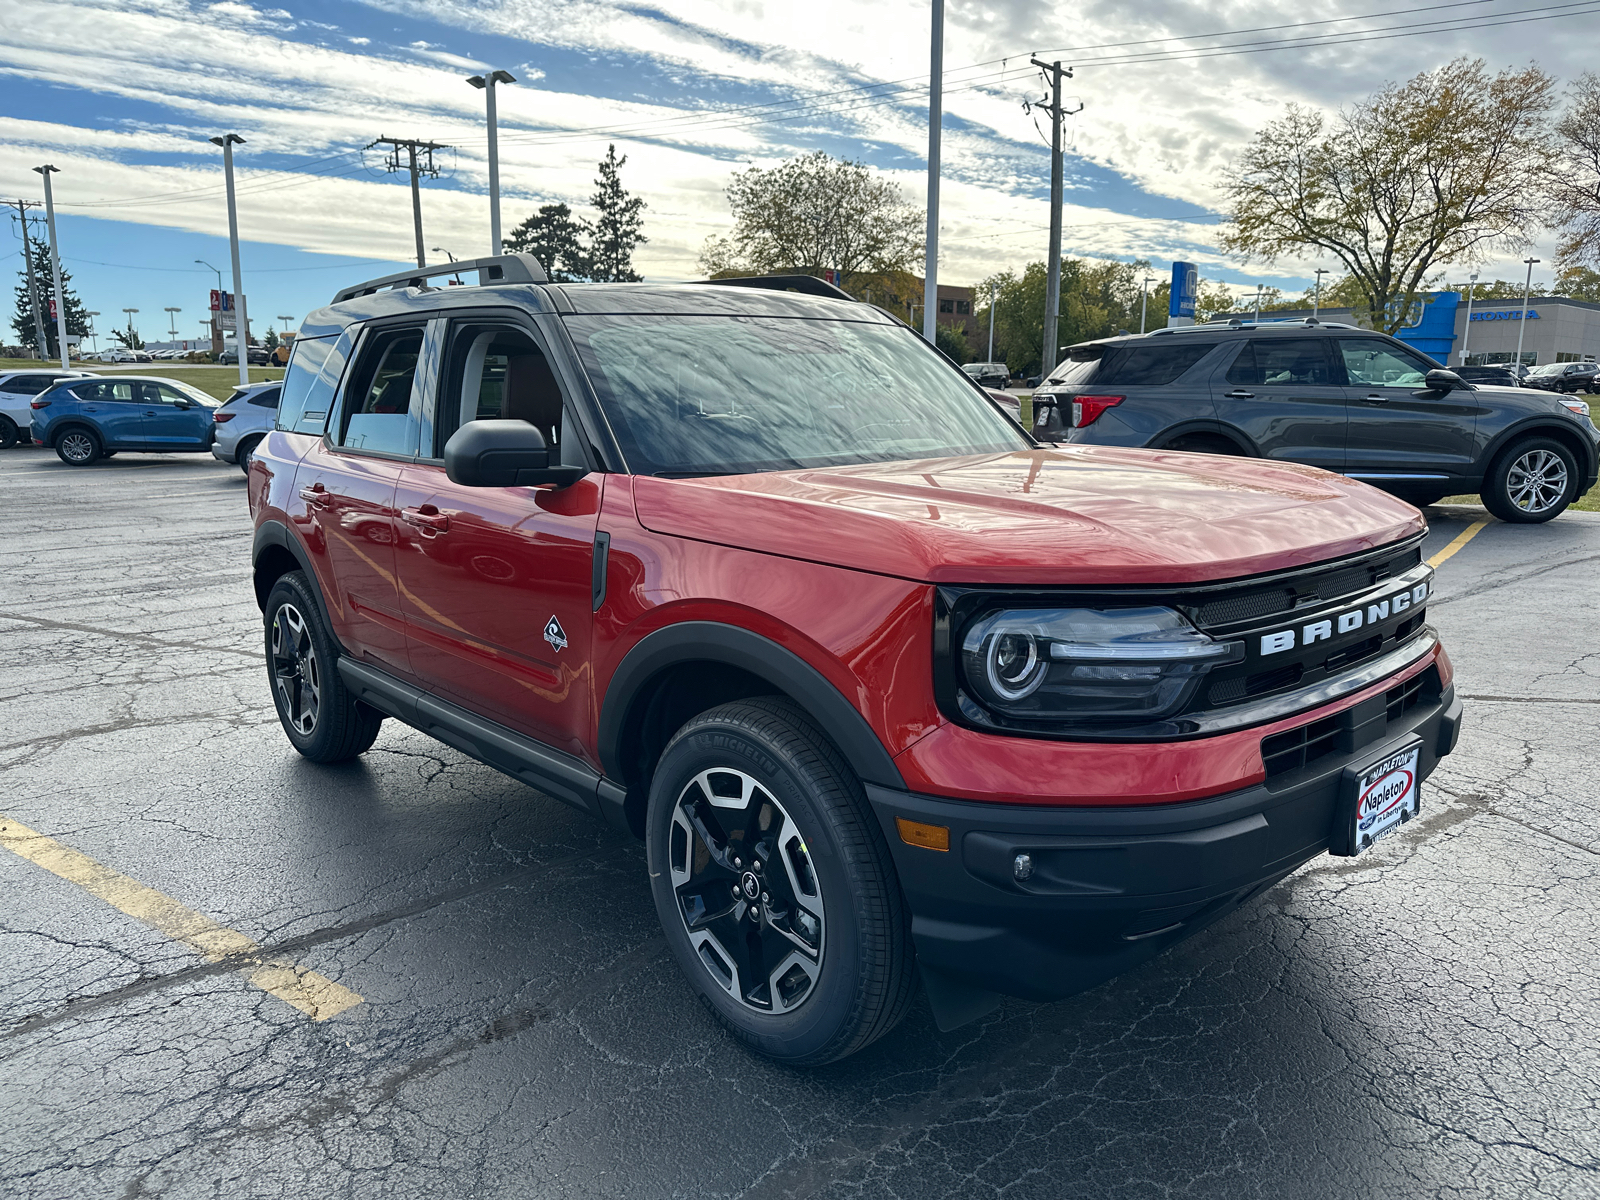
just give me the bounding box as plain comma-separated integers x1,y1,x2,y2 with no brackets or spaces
586,144,647,283
503,202,591,282
11,239,90,357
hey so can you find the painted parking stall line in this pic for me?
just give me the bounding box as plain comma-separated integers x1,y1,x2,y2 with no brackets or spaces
1427,518,1489,568
0,815,362,1021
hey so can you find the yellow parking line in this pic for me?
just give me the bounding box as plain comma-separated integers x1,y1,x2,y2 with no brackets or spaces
1427,519,1490,569
0,815,362,1021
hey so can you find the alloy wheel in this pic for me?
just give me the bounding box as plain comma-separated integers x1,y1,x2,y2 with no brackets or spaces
270,602,320,735
59,432,95,463
668,768,825,1014
1506,448,1569,515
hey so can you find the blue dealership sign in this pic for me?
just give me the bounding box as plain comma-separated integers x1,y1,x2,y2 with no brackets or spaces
1170,262,1197,319
1469,309,1539,321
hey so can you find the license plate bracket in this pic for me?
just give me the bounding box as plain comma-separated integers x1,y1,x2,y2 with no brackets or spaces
1330,736,1422,857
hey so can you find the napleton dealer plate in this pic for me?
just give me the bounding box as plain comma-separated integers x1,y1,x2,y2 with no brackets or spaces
1347,741,1421,855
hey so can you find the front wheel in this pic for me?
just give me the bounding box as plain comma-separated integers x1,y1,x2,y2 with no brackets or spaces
0,416,17,449
55,427,101,465
647,698,915,1065
1481,437,1578,524
263,571,383,761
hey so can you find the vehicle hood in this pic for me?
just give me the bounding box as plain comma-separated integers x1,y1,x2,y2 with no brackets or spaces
631,447,1426,586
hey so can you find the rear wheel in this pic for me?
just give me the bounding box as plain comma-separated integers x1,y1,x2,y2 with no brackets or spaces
647,698,915,1065
263,571,383,762
0,416,17,450
55,427,101,466
1481,437,1577,524
237,435,262,475
1160,434,1245,456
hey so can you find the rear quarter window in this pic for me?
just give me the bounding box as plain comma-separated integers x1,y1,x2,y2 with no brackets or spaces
248,387,282,409
1094,341,1218,387
276,332,353,434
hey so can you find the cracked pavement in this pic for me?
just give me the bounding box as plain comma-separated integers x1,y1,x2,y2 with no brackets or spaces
1,449,1597,1199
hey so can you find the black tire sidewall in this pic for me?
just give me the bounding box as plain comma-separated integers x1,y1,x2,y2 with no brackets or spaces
238,436,261,473
55,427,101,466
1484,436,1578,524
646,704,891,1063
0,417,16,449
263,571,378,760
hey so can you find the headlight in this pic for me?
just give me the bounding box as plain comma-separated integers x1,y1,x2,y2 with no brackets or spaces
958,606,1243,725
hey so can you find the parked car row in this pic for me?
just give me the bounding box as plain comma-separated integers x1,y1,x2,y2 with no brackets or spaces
0,368,100,448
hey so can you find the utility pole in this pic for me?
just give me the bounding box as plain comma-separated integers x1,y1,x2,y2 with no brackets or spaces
1313,268,1328,318
1253,285,1264,324
1139,276,1154,334
466,71,516,256
209,133,251,388
33,166,71,369
1029,59,1077,378
7,200,48,358
368,136,450,269
1460,273,1479,365
987,282,998,362
1515,257,1539,371
922,0,944,344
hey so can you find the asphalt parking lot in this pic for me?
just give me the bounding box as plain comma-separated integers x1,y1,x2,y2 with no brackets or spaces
2,448,1597,1200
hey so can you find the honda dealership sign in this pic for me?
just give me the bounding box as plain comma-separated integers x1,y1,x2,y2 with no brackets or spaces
1169,262,1197,323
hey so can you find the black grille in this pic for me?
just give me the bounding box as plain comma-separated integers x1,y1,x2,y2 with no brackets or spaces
1194,544,1424,629
1385,671,1426,722
1262,716,1340,779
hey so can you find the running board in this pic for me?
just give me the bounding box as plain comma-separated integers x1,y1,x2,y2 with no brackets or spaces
337,657,632,834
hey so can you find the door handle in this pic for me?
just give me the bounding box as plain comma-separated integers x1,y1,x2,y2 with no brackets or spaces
1224,390,1255,399
298,483,332,507
1363,394,1390,404
402,505,451,533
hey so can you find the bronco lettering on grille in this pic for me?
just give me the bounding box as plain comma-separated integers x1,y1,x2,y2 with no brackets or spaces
1259,581,1429,657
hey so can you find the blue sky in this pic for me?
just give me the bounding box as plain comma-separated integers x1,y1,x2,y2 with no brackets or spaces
1,0,1590,345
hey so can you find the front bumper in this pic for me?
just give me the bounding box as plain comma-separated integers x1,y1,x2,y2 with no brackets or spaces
867,680,1461,1010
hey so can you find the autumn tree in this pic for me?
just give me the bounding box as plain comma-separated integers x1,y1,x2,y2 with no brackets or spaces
503,201,590,282
700,152,923,292
1549,72,1600,271
1221,59,1555,334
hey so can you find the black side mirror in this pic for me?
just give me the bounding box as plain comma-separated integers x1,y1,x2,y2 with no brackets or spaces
173,399,192,409
443,420,587,488
1424,368,1467,392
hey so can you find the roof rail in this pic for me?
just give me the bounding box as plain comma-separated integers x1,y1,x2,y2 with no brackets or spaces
332,253,548,304
1150,316,1360,334
702,273,856,302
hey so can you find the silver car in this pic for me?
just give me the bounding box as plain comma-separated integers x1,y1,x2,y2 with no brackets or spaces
0,368,98,448
210,381,282,472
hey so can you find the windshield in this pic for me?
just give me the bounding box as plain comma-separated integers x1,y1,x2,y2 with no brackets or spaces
564,314,1028,475
1528,363,1562,376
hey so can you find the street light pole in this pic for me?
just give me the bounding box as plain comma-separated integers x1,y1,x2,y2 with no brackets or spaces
922,0,943,344
195,260,222,293
1253,285,1263,324
1515,257,1539,372
32,166,71,368
466,70,516,256
1139,276,1154,334
209,134,251,387
164,306,181,342
1313,268,1329,318
987,282,998,362
1460,273,1479,365
85,311,99,353
122,307,139,346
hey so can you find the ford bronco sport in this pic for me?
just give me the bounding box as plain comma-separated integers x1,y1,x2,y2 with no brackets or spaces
249,256,1462,1064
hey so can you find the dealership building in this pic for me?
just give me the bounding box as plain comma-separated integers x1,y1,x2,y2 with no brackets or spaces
1229,292,1600,366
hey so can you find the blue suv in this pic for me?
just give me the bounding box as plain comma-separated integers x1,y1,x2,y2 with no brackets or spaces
31,375,217,465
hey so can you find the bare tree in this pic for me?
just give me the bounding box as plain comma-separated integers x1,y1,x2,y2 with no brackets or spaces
699,152,923,291
1550,73,1600,271
1220,59,1555,333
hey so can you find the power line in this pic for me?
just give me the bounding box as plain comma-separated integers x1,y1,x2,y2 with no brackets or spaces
366,136,450,268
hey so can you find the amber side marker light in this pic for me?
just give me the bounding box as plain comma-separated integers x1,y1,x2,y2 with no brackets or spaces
896,818,950,852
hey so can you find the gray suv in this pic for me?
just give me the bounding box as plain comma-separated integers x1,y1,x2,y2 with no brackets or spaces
1032,319,1600,523
210,381,281,472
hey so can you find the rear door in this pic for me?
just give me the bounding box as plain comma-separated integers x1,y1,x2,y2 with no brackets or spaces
1337,337,1478,481
1214,337,1346,470
393,315,603,756
69,380,147,447
292,320,433,677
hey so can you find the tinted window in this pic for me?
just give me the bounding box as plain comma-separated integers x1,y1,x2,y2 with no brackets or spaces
333,326,425,456
72,380,139,402
0,375,64,396
1045,353,1104,386
1338,338,1433,386
1094,341,1217,387
1227,339,1335,386
276,333,351,434
247,387,281,409
565,314,1025,475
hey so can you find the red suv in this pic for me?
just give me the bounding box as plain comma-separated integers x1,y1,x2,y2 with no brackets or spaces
248,257,1462,1064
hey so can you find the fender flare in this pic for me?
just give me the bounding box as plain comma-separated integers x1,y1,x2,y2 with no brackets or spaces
597,621,906,791
252,521,344,652
1150,420,1258,456
1479,417,1599,481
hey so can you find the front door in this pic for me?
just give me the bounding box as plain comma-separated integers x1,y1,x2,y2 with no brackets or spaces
291,322,430,677
1337,337,1478,482
1213,338,1347,471
139,382,212,449
393,318,602,759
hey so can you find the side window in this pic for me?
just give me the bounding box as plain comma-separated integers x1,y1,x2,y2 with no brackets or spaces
248,387,281,409
277,331,353,434
73,380,137,403
333,326,426,456
434,323,564,457
1096,342,1217,387
1338,339,1432,387
1226,339,1334,386
153,384,196,406
3,376,57,396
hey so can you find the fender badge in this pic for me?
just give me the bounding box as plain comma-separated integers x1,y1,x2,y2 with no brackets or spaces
543,615,568,652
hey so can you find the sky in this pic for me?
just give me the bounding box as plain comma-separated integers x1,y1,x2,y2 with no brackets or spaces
0,0,1593,346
